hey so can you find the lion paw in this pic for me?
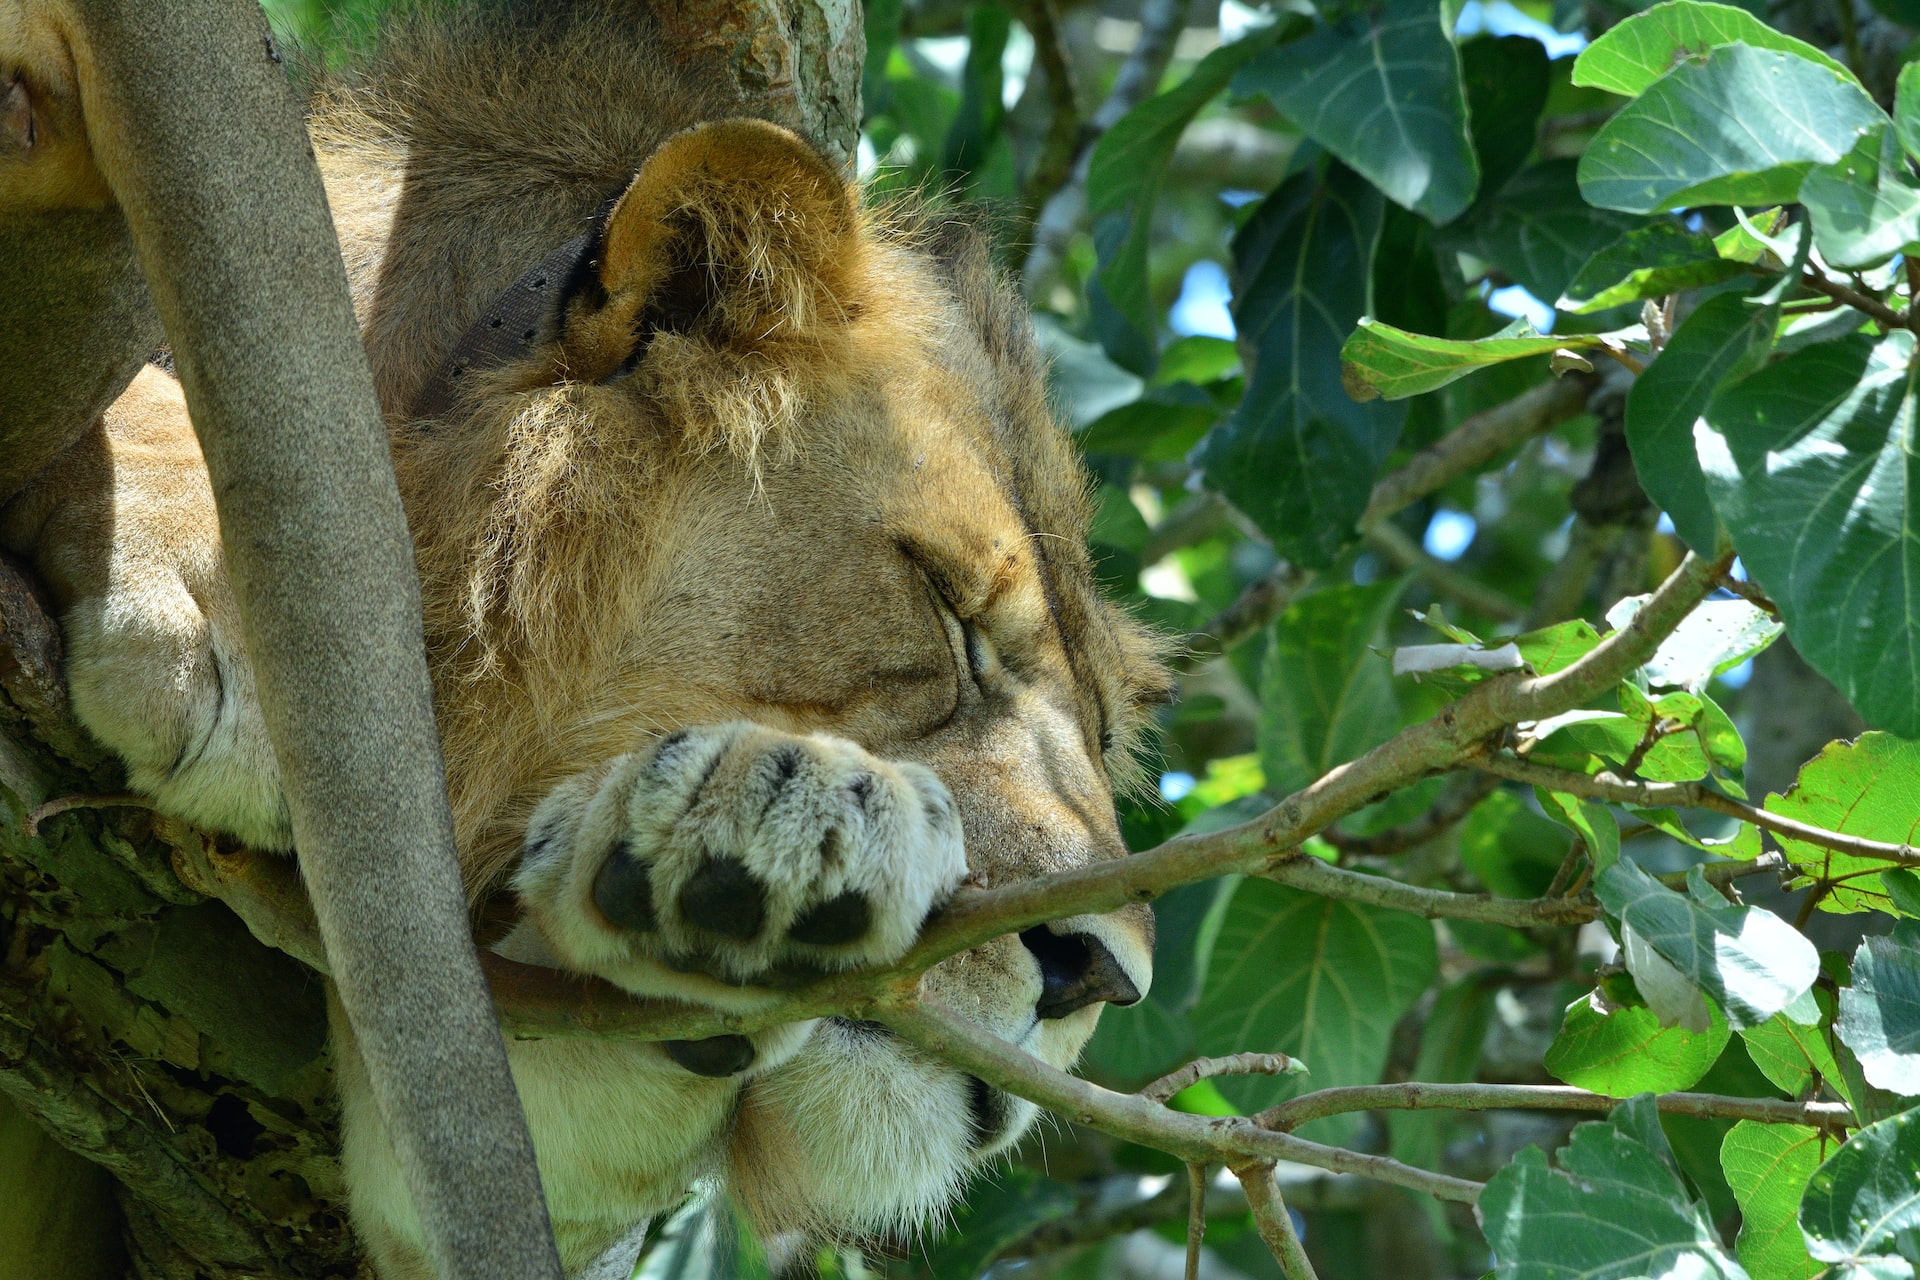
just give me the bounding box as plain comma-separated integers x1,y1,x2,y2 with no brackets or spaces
513,723,967,1000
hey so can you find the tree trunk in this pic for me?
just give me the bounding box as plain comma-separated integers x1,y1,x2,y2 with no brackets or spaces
0,5,862,1278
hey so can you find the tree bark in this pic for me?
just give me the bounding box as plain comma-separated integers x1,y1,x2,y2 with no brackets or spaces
0,4,862,1278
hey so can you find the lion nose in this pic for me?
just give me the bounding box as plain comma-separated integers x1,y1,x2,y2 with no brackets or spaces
1020,926,1142,1020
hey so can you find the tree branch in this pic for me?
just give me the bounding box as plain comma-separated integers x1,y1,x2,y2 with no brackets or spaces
1006,0,1083,274
1361,376,1595,528
874,998,1487,1203
1143,1053,1307,1103
1232,1162,1318,1280
1475,754,1920,869
1177,562,1312,671
1363,521,1524,622
1798,270,1907,330
1253,1081,1854,1135
1322,773,1497,858
1021,0,1189,297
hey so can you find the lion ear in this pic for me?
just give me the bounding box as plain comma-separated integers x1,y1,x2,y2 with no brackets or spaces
559,119,863,381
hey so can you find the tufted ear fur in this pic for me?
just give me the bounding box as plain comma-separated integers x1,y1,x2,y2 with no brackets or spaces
557,119,864,383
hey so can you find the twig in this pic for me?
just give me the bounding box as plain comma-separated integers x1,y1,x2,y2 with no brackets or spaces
1799,270,1907,330
1361,376,1594,528
1177,562,1313,670
1267,853,1596,927
24,791,154,837
1142,491,1232,564
1721,576,1780,616
1253,1081,1854,1135
1021,0,1188,297
874,997,1487,1204
1232,1162,1318,1280
1474,754,1920,869
1363,521,1524,622
1007,0,1082,274
1143,1052,1308,1103
1184,1162,1208,1280
1321,773,1497,858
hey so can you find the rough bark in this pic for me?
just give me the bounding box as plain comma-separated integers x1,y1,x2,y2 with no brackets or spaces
0,4,863,1278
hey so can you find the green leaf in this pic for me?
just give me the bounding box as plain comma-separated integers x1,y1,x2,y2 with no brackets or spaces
1391,978,1494,1173
1466,160,1647,303
1720,1121,1824,1280
1699,334,1920,737
1597,861,1819,1030
1764,735,1920,916
1537,789,1621,873
1233,0,1478,224
1578,45,1883,215
1194,163,1405,567
1088,25,1287,336
1461,35,1551,201
1461,788,1573,899
1740,1011,1843,1097
1886,869,1920,918
1713,205,1791,264
1258,581,1407,799
1340,318,1623,401
1077,388,1220,462
1479,1095,1747,1280
1514,618,1603,674
1193,879,1437,1137
1571,0,1856,97
1559,222,1750,313
1611,594,1784,696
1800,1106,1920,1271
1545,993,1731,1093
1897,62,1920,166
922,1168,1076,1280
1625,285,1778,555
1803,126,1920,270
1838,923,1920,1095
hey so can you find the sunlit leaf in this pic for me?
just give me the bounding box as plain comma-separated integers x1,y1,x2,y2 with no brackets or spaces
1800,1106,1920,1272
1571,0,1855,97
1340,318,1628,402
1838,922,1920,1095
1802,125,1920,270
1764,734,1920,917
1720,1121,1824,1280
1545,993,1730,1093
1578,45,1882,214
1559,222,1749,313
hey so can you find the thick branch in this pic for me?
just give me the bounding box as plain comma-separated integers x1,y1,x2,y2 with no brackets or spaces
1476,755,1920,869
1254,1082,1855,1134
875,998,1487,1204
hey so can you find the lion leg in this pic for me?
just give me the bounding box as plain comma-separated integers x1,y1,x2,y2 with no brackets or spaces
0,364,288,848
509,722,968,1073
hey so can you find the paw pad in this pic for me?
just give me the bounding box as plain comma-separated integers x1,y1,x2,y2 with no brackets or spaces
788,890,871,946
679,857,767,940
592,841,657,933
663,1035,756,1077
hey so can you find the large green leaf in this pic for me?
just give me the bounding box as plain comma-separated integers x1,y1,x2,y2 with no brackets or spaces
1720,1122,1824,1280
1571,0,1855,97
1479,1095,1748,1280
1803,126,1920,270
1193,163,1405,567
1839,922,1920,1095
1800,1106,1920,1272
1559,222,1749,313
1461,35,1551,201
1232,0,1478,224
1545,994,1731,1093
1896,62,1920,165
1597,861,1819,1030
1258,581,1405,796
1087,26,1286,336
1193,879,1437,1137
1466,160,1646,303
1341,318,1627,401
1578,45,1882,214
1699,335,1920,736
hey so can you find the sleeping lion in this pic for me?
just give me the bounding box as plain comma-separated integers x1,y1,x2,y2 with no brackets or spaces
1,4,1171,1274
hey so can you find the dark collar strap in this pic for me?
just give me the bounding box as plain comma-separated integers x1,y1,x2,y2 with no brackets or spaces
410,231,597,422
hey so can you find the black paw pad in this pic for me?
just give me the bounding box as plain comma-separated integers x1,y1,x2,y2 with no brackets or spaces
788,891,871,946
592,842,657,933
680,858,767,940
663,1035,756,1078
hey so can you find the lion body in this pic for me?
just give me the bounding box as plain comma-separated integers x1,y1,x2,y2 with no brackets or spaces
2,6,1166,1275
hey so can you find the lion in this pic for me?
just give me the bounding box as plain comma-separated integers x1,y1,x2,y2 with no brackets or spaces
1,4,1171,1275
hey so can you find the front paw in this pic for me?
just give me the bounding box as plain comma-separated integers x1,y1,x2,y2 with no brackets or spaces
513,723,967,999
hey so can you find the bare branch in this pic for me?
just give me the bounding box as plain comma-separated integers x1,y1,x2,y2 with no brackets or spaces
1254,1081,1855,1135
1177,562,1313,671
874,998,1487,1203
1184,1162,1207,1280
1476,754,1920,869
1143,1053,1308,1103
1021,0,1189,297
1006,0,1084,273
1322,773,1497,858
1232,1163,1318,1280
1361,376,1595,528
1363,521,1524,622
1798,269,1906,330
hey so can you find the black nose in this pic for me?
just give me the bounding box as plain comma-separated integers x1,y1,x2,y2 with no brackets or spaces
1021,927,1141,1020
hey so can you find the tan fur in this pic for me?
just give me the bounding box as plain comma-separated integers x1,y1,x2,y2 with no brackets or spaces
3,6,1170,1274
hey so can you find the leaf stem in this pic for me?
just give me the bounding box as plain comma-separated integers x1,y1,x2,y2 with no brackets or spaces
1252,1082,1854,1134
1799,270,1908,331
